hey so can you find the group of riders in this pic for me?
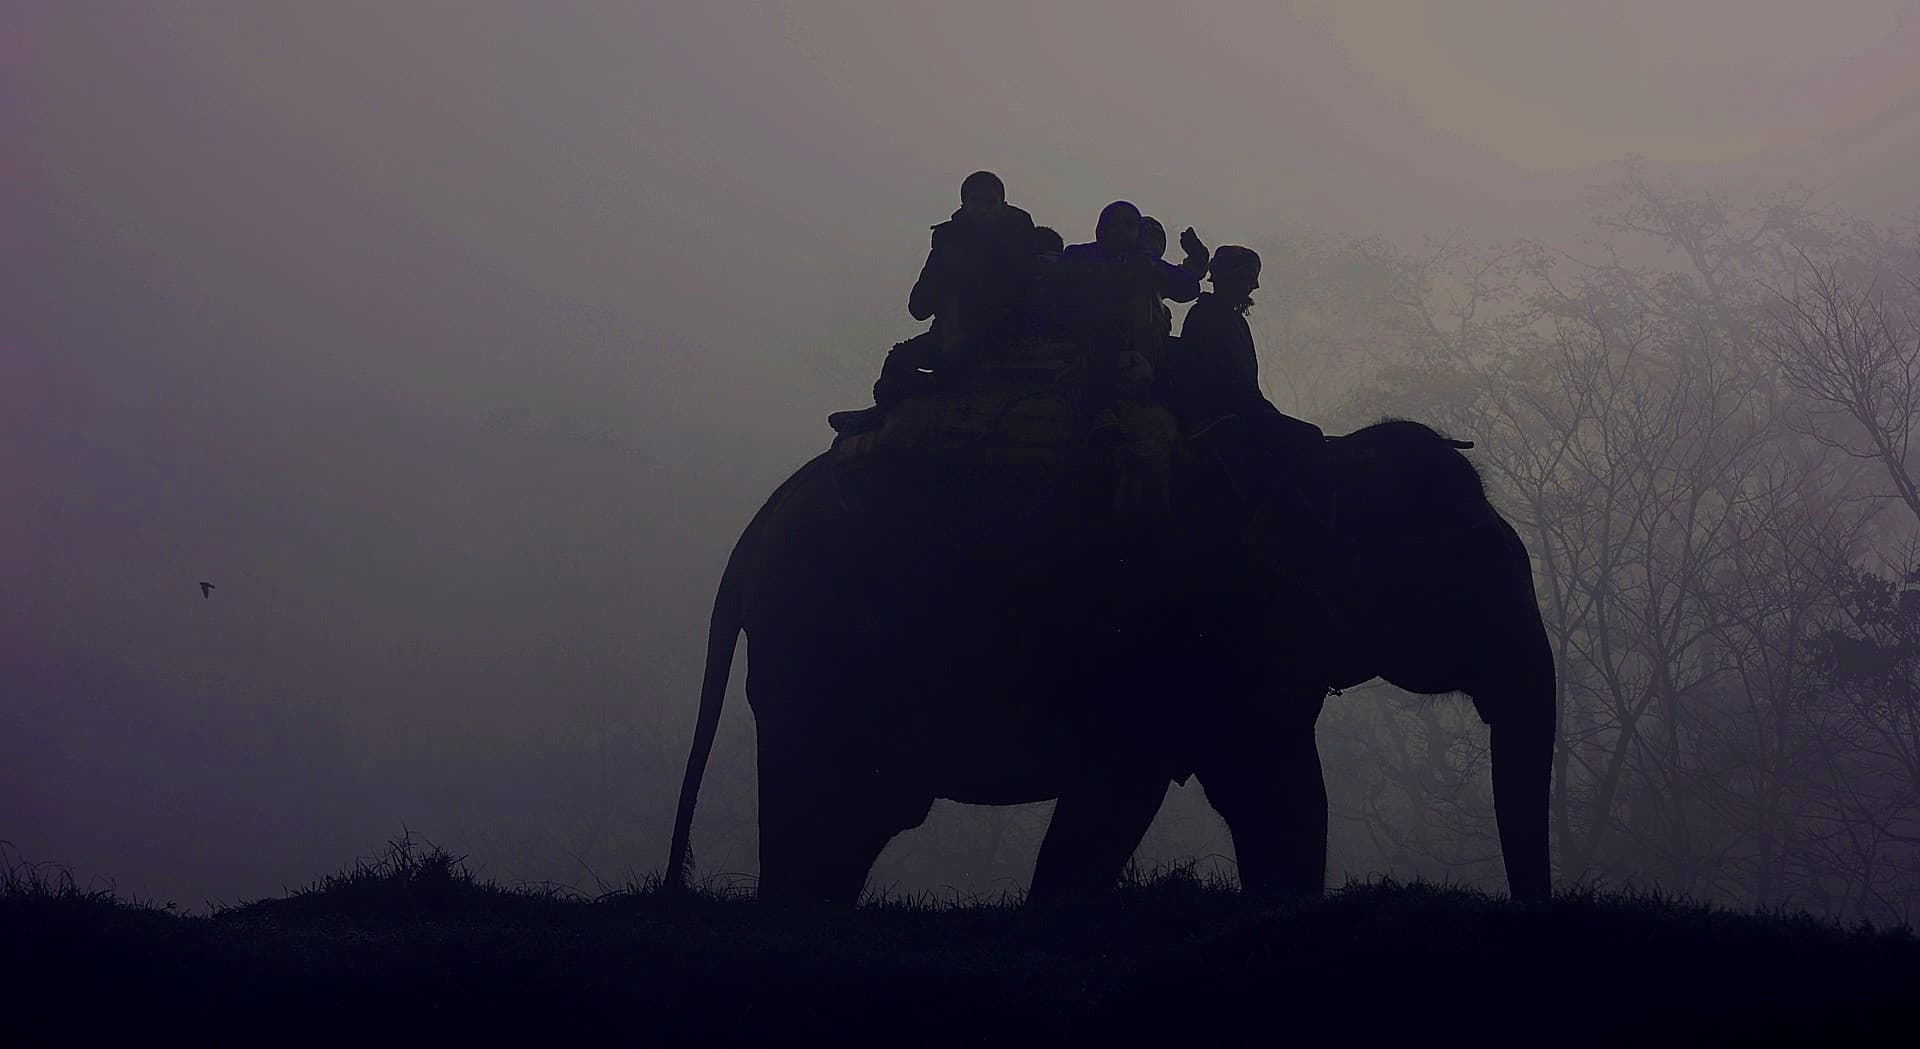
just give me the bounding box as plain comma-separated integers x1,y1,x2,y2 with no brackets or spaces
829,170,1327,545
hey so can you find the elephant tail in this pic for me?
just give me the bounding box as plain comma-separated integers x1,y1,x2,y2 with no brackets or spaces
664,538,749,893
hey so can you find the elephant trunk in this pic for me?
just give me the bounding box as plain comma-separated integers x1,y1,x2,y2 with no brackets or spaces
1488,693,1554,902
1474,518,1557,903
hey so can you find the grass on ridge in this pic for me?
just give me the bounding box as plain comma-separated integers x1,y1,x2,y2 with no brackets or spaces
5,835,1916,1041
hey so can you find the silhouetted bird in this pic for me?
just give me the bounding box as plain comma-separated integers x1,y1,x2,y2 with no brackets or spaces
199,581,215,599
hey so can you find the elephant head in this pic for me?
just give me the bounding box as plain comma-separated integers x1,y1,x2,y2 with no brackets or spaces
1235,419,1557,901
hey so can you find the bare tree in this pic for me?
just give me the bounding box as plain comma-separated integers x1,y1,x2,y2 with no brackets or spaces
1326,175,1908,911
1761,250,1920,526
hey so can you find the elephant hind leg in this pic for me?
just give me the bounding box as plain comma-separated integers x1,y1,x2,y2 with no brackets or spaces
1027,775,1168,905
755,728,932,907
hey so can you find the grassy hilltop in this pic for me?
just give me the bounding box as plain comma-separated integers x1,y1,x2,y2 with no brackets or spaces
5,838,1917,1043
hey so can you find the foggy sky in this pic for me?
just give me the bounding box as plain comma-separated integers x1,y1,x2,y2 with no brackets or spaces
5,1,1919,905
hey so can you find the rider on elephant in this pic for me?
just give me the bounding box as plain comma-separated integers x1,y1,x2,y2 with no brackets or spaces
1138,217,1210,342
830,171,1037,436
1054,201,1200,409
1165,245,1342,606
1168,245,1322,455
1025,225,1068,340
1033,224,1066,261
908,170,1038,357
1049,202,1201,529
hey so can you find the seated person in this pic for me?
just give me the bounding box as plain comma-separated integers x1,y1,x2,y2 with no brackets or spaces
1026,226,1068,340
1170,245,1341,601
1032,224,1065,261
1139,217,1210,279
1168,243,1325,486
907,170,1037,359
1054,201,1200,407
831,171,1037,435
1138,216,1209,341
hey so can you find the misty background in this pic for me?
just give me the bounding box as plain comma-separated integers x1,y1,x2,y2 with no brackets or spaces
6,2,1920,919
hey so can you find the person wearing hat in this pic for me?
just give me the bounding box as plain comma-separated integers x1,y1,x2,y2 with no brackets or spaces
1172,248,1288,421
1172,244,1324,466
1173,246,1339,607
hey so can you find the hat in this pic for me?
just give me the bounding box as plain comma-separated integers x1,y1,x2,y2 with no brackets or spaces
1209,245,1261,281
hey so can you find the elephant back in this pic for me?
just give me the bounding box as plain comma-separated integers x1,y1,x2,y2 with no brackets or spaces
830,338,1098,488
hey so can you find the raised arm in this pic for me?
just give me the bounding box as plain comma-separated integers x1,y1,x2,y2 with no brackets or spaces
1178,227,1210,280
1152,257,1201,304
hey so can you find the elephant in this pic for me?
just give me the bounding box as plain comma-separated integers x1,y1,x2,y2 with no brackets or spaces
665,418,1555,907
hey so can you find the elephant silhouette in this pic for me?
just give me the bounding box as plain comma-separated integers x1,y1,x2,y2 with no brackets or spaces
667,418,1554,906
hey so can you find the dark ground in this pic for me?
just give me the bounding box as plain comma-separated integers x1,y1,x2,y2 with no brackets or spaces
4,838,1916,1044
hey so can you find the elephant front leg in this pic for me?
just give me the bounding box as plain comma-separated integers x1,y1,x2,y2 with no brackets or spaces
1198,703,1327,897
1027,775,1169,904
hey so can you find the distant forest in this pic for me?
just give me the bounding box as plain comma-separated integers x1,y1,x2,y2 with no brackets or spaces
1211,157,1920,924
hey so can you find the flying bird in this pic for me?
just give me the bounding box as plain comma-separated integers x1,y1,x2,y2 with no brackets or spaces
199,581,215,599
